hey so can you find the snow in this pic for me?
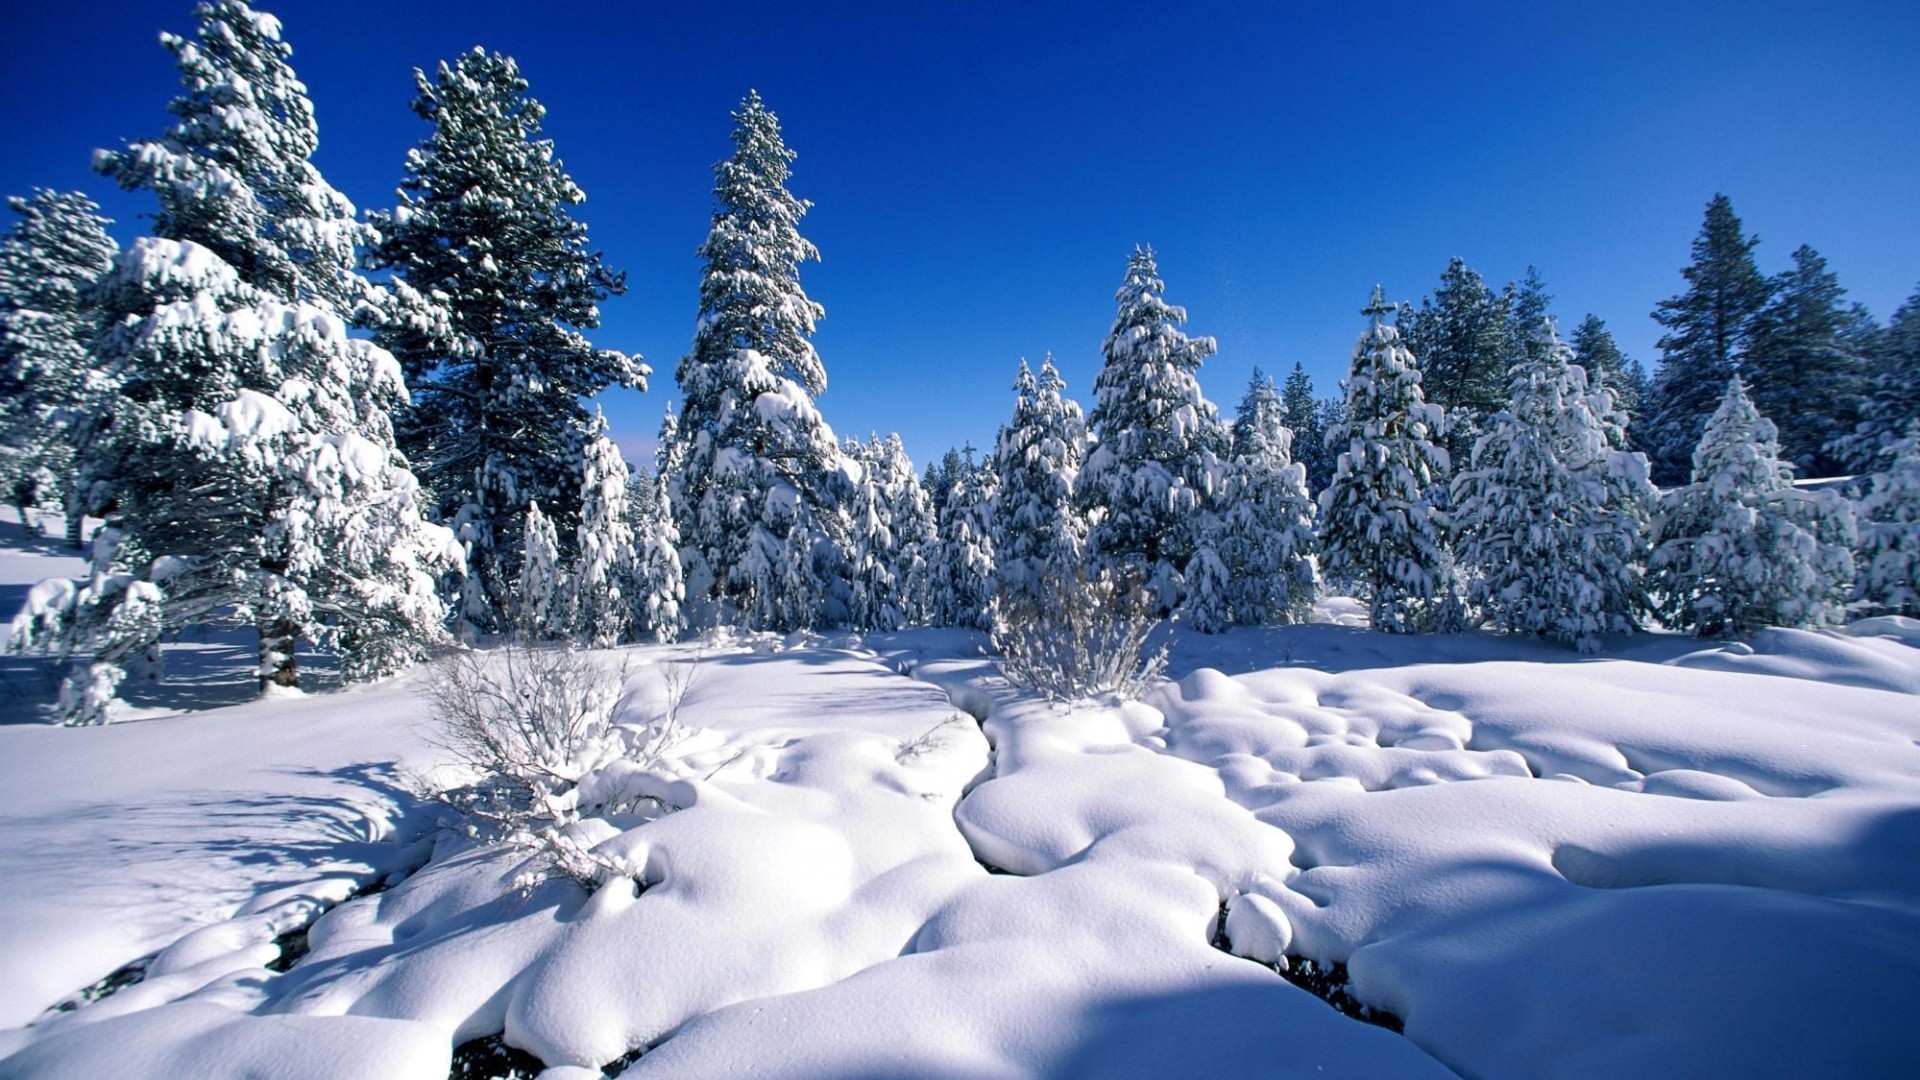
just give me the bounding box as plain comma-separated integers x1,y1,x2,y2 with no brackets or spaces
4,514,1919,1076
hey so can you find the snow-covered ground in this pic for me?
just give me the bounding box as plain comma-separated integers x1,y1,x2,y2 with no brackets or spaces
3,513,1917,1078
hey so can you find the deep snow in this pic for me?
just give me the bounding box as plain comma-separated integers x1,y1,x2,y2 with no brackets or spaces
3,510,1918,1078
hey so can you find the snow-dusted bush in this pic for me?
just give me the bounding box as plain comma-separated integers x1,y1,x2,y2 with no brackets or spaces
422,645,688,890
989,565,1168,702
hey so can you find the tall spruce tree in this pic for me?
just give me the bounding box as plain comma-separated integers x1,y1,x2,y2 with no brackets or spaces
1319,287,1451,633
1646,195,1771,486
1746,245,1867,477
1281,362,1332,495
670,91,844,627
0,191,117,535
992,356,1087,606
1218,370,1318,625
1648,377,1855,634
1399,257,1511,467
369,48,646,635
1077,246,1229,611
1832,284,1920,474
1453,320,1655,650
17,1,455,722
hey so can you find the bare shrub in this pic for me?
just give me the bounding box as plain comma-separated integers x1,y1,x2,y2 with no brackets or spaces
989,565,1169,703
421,644,694,889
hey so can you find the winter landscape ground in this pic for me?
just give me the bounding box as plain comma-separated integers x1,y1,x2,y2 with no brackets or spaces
4,510,1918,1079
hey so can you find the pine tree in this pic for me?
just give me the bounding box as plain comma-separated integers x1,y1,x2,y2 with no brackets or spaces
1319,287,1452,633
1399,257,1511,466
670,91,844,626
1646,195,1771,486
1216,370,1318,625
630,410,686,642
1855,421,1920,618
1568,314,1651,445
518,500,563,639
1453,319,1655,651
368,48,646,634
1281,362,1332,496
1181,530,1233,634
1504,265,1553,359
1746,245,1866,477
932,458,996,629
1832,284,1920,474
1078,246,1229,611
992,356,1087,606
15,2,455,722
572,416,636,646
879,434,938,625
1648,377,1855,635
0,190,117,535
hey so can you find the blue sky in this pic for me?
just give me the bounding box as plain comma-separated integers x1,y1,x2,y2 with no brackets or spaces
5,0,1916,470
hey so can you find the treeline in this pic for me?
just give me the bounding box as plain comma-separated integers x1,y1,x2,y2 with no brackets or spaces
1,1,1916,725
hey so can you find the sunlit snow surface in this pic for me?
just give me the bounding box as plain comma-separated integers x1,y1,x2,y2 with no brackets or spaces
3,513,1918,1078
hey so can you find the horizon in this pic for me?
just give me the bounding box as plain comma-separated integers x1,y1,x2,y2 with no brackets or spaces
4,0,1916,470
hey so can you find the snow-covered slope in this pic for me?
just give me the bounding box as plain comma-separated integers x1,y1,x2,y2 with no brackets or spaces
3,515,1917,1078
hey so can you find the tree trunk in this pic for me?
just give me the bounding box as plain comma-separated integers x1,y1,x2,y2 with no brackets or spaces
260,617,299,691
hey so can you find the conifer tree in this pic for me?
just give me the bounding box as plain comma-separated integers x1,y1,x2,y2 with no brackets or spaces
992,356,1087,606
1217,370,1318,625
1832,284,1920,474
670,91,844,626
0,190,117,535
1568,314,1651,448
1504,265,1553,358
1646,195,1771,485
1648,377,1855,634
932,458,996,629
878,434,938,625
1746,245,1867,476
572,416,636,647
1399,258,1511,466
1077,246,1229,611
1453,320,1655,650
1181,530,1233,634
1319,287,1451,633
630,410,686,642
14,1,456,722
1856,421,1920,618
518,500,563,639
369,48,646,634
1281,362,1332,496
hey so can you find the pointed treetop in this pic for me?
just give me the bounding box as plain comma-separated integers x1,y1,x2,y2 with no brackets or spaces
1363,285,1394,320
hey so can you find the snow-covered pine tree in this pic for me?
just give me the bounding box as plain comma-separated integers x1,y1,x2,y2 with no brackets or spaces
1398,258,1511,467
844,435,900,631
1830,284,1920,475
1645,194,1771,486
932,456,997,630
761,505,824,633
571,415,636,647
0,190,117,536
1648,377,1855,635
1217,369,1318,625
1855,421,1920,618
517,500,563,640
1504,266,1553,359
1319,287,1452,633
878,433,937,625
1568,314,1652,451
1281,362,1332,496
1452,319,1655,651
14,1,457,723
1181,528,1233,634
1746,245,1867,477
629,409,686,642
368,48,646,635
670,91,846,627
992,355,1087,607
1077,246,1228,612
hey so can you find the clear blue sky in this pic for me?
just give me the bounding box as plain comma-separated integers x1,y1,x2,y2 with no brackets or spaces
5,0,1916,470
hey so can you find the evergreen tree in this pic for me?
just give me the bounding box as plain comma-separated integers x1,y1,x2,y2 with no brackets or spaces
878,434,938,625
1217,370,1317,625
1453,320,1655,651
1181,530,1233,634
669,91,844,626
1504,265,1553,359
1646,194,1771,485
992,356,1087,606
16,2,455,722
572,416,636,647
630,410,686,642
1856,421,1920,618
518,500,563,639
1648,377,1855,635
368,48,646,634
1832,284,1920,474
1746,245,1866,476
932,458,996,629
0,190,117,535
1281,362,1332,495
1077,246,1229,611
1399,257,1511,466
1568,313,1651,445
1319,287,1451,633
